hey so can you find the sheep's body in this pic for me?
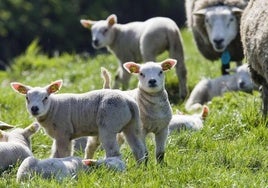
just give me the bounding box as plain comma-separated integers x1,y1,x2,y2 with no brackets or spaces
16,156,87,182
185,0,248,74
240,0,268,115
11,81,146,164
169,106,209,133
80,15,187,99
0,123,39,172
185,64,256,112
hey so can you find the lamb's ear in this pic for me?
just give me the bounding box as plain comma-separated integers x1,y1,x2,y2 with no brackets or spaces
123,62,140,74
193,8,207,16
161,59,177,71
107,14,117,27
80,19,96,28
46,80,63,94
201,105,209,120
0,121,14,130
23,122,40,138
82,159,98,166
10,82,31,95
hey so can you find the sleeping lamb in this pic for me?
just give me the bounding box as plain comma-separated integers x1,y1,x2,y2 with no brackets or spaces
169,105,209,133
0,122,39,172
10,80,147,164
185,64,256,112
80,14,188,100
185,0,248,74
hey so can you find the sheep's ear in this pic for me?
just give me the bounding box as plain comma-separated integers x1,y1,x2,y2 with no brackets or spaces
80,19,96,28
82,159,98,166
23,122,40,138
107,14,117,27
46,80,63,94
10,82,31,95
193,8,207,16
161,59,177,71
231,7,243,15
201,105,209,120
123,62,140,74
0,121,14,130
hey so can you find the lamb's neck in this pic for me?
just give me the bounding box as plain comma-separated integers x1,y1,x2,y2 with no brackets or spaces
37,98,58,125
137,87,169,106
107,24,120,52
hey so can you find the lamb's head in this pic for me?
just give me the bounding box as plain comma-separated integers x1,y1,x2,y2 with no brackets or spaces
229,64,256,93
6,122,39,148
123,59,177,93
80,14,117,49
194,6,243,52
10,80,62,118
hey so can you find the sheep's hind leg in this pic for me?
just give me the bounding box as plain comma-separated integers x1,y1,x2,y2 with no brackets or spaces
99,130,121,158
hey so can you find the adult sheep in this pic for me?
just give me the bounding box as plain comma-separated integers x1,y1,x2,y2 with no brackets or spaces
185,0,249,74
80,14,188,100
240,0,268,115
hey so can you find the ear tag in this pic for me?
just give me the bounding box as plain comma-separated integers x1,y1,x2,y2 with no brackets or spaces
221,50,231,65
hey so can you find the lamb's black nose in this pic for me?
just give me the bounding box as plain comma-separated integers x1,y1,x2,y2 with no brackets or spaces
92,39,99,47
148,79,157,87
31,106,39,115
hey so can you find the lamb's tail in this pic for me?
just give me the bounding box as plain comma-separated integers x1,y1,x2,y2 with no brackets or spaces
101,67,111,89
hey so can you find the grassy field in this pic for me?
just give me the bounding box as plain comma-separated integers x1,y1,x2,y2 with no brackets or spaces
0,30,267,187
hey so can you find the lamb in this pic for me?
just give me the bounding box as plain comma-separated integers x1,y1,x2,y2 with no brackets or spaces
10,80,147,164
17,156,125,182
168,105,209,133
240,0,268,115
185,64,256,112
0,122,39,172
185,0,248,74
80,14,188,100
88,59,175,163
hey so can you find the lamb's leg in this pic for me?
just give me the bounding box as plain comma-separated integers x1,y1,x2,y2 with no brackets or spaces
51,139,72,158
261,84,268,116
114,63,131,90
122,127,148,164
154,127,168,164
99,129,121,158
84,136,100,159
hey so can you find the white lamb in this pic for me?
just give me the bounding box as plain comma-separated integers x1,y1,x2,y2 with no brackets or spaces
185,0,248,74
80,14,188,99
185,64,256,112
17,156,125,182
0,122,39,172
10,80,147,164
168,105,209,133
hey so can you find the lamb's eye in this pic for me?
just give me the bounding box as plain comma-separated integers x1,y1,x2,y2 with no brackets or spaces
42,96,48,103
159,71,163,76
140,72,145,78
26,96,29,103
102,28,108,35
230,18,234,22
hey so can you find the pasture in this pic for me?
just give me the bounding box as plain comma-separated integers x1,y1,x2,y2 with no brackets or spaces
0,30,267,187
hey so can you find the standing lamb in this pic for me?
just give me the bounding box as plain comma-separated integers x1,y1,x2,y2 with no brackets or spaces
10,80,147,164
185,64,256,112
123,59,175,163
80,14,188,100
0,122,39,172
185,0,248,74
86,60,175,163
240,0,268,115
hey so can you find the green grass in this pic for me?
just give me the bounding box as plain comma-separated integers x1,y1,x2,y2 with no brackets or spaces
0,29,266,187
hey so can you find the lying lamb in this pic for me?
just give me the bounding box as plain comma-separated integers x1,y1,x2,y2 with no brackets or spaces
0,122,39,172
17,156,125,182
80,14,188,99
185,64,256,112
185,0,248,74
10,80,147,164
169,105,209,133
240,0,268,115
